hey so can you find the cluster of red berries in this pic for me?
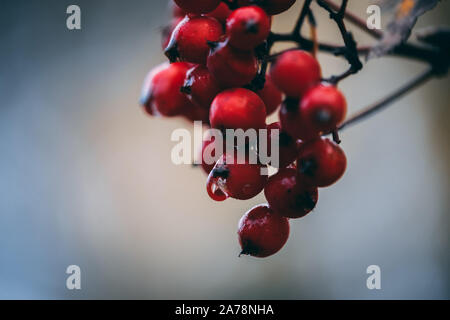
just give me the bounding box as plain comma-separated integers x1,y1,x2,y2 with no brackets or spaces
141,0,348,258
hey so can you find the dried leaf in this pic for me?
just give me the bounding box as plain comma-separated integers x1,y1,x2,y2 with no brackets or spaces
368,0,441,59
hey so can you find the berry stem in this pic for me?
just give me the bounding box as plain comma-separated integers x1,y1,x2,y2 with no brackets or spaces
293,0,313,36
316,0,362,84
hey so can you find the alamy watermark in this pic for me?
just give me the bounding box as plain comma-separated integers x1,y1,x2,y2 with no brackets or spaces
171,121,280,174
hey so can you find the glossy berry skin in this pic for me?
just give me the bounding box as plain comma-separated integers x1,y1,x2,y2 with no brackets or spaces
165,16,223,65
161,17,184,50
207,40,258,88
257,75,282,116
297,138,347,187
266,122,298,168
270,50,321,98
210,88,267,131
206,152,268,201
174,0,221,14
182,65,222,109
238,204,290,258
298,84,347,137
226,6,271,50
206,2,232,24
264,168,318,218
140,62,193,117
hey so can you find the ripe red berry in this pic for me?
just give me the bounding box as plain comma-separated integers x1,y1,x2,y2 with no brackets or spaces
266,122,298,168
210,88,267,131
270,50,321,98
279,98,313,140
238,204,290,258
171,2,186,18
206,40,258,88
140,62,193,117
174,0,221,14
181,65,222,109
200,134,225,174
298,84,347,136
259,0,296,15
257,75,283,116
264,168,318,218
297,138,347,187
226,6,271,50
161,17,184,50
206,2,232,24
182,100,211,123
165,16,223,65
206,152,268,201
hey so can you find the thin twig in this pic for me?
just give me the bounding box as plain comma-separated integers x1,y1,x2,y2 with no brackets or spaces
293,0,313,35
317,0,363,84
337,67,436,131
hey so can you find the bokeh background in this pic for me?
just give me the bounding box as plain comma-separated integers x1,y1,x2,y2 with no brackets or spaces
0,0,449,299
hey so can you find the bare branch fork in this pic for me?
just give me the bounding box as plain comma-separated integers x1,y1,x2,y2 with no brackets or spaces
242,0,450,140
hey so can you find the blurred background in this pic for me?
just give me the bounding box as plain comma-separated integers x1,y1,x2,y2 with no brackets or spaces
0,0,449,299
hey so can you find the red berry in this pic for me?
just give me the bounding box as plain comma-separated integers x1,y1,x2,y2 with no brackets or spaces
174,0,221,14
206,2,232,24
226,6,271,50
257,74,282,116
206,152,268,201
279,98,313,140
298,84,347,136
140,62,193,117
210,88,267,131
206,40,258,88
181,65,222,109
200,134,224,174
258,0,296,15
182,100,210,123
161,17,184,50
165,16,223,65
264,168,318,218
265,122,298,168
297,138,347,187
238,204,290,258
171,2,186,18
270,50,321,98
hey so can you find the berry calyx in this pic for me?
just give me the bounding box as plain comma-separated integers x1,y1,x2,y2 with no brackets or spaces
182,65,222,109
206,152,268,201
226,6,271,50
270,50,321,98
297,138,347,187
298,84,347,136
206,40,258,88
165,16,223,65
140,62,194,117
210,88,267,131
238,204,290,258
264,168,318,218
174,0,221,14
